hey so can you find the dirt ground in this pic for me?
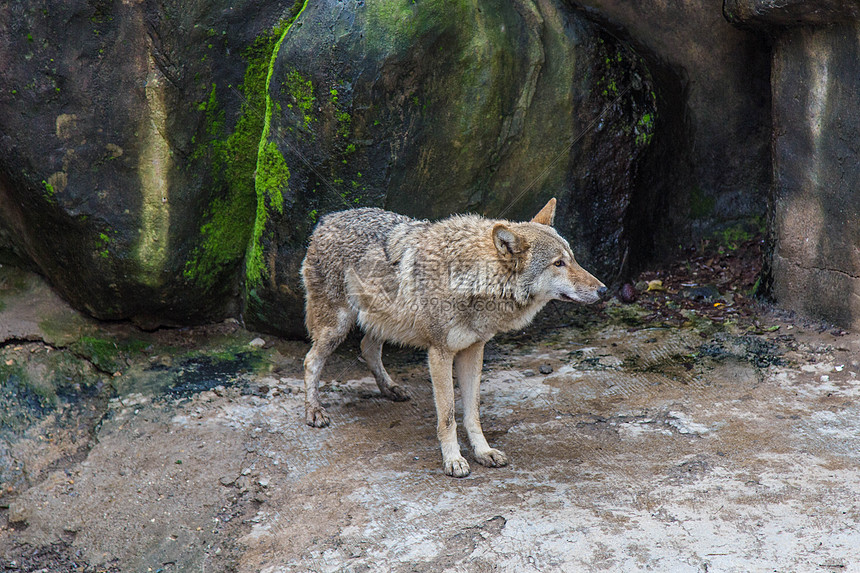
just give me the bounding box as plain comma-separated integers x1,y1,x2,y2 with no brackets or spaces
2,239,860,572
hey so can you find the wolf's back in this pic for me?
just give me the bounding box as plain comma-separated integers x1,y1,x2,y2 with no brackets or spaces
317,208,413,246
305,208,414,263
302,208,417,300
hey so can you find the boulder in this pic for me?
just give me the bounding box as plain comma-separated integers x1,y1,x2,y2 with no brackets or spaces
0,0,293,327
246,0,657,336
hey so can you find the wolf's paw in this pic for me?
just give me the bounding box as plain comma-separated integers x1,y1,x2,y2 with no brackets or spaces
474,448,509,468
443,456,471,478
381,384,410,402
305,405,330,428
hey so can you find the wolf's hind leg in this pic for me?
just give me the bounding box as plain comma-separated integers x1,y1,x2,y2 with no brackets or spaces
304,308,354,428
361,334,409,402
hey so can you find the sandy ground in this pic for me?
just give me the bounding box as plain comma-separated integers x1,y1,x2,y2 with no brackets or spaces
1,263,860,572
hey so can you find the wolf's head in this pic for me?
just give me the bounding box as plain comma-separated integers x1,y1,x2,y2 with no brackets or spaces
492,198,607,304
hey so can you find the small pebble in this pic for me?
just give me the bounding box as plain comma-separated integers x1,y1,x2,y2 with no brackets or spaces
539,364,553,375
619,283,637,303
249,337,266,348
522,369,536,377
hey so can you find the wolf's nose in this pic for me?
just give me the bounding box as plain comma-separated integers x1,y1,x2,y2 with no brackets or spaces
597,286,608,299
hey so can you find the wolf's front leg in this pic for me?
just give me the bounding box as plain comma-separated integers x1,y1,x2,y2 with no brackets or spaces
428,346,470,477
456,341,508,468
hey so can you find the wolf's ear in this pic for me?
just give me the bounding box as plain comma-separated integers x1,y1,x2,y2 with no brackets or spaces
492,224,527,256
530,198,556,226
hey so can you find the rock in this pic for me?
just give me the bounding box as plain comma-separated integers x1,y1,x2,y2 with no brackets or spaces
0,0,290,327
248,338,267,348
619,283,638,303
680,284,721,302
571,0,771,267
244,0,658,335
236,475,251,494
7,501,29,524
539,364,554,375
522,370,537,378
724,0,859,27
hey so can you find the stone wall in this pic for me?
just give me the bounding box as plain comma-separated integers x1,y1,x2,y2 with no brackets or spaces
727,1,860,328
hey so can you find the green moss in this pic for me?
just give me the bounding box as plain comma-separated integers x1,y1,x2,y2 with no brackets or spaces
719,226,752,248
336,110,351,139
246,141,290,285
71,336,149,373
594,40,658,156
184,194,255,288
635,112,654,147
690,186,716,219
183,14,299,291
364,0,465,56
98,232,110,259
257,141,289,214
203,84,221,129
183,80,255,291
73,337,120,371
284,70,316,130
712,222,758,254
603,300,649,327
0,360,54,429
245,0,310,287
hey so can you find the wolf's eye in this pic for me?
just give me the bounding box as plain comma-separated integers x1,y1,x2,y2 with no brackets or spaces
553,260,566,268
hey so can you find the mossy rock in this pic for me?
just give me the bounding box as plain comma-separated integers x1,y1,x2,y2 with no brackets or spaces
0,0,291,327
0,0,657,337
246,0,656,336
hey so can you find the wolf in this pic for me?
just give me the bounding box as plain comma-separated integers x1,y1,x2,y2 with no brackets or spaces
301,198,606,477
